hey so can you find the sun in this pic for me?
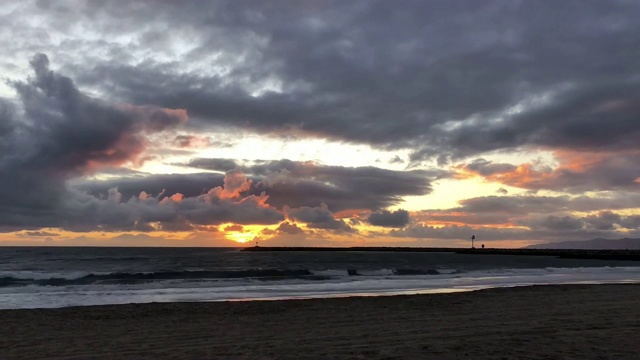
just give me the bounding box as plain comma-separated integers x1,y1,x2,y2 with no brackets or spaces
226,232,256,244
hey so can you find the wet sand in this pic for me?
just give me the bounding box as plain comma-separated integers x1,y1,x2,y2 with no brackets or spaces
1,284,639,359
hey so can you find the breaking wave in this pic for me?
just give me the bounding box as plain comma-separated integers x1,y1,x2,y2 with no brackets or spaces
0,268,446,287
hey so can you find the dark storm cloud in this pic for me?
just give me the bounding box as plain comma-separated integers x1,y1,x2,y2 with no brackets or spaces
584,211,620,231
20,0,637,163
577,211,640,231
275,221,304,235
184,157,444,211
0,53,186,230
0,55,289,233
286,204,335,224
76,156,438,218
3,1,640,242
285,204,354,232
368,209,410,228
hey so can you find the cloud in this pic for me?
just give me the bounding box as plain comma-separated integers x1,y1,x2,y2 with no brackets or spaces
275,221,304,235
368,209,410,228
60,171,284,232
188,158,238,172
457,194,640,215
0,54,187,230
388,224,531,242
13,1,635,163
584,211,621,231
223,224,244,232
519,210,640,234
285,203,354,232
286,204,335,224
402,192,640,242
385,220,640,244
530,215,585,232
0,56,290,233
455,151,640,192
172,135,213,149
74,173,226,201
389,156,404,164
185,158,444,211
3,3,640,245
16,231,60,237
80,156,441,215
461,159,518,177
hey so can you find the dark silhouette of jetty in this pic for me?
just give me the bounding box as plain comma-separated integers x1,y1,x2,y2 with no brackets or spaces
242,246,640,261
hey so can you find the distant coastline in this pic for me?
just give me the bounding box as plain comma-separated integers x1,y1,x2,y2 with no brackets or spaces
243,246,640,261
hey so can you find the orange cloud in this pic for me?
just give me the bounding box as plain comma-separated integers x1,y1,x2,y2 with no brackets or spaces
170,193,184,202
333,208,369,219
206,169,253,199
455,149,640,191
486,163,552,189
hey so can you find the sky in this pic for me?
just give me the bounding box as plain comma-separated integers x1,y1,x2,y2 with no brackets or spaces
1,0,640,247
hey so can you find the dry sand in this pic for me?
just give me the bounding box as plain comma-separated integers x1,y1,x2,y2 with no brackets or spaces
1,284,639,360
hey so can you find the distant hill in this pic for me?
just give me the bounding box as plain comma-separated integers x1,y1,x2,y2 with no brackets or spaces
525,238,640,250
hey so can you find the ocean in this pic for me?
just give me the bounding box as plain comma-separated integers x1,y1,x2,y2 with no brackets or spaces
1,247,639,309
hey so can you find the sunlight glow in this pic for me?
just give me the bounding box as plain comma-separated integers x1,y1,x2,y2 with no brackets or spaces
225,232,256,244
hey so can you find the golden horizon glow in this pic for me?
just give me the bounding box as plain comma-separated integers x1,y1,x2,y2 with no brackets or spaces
225,232,256,243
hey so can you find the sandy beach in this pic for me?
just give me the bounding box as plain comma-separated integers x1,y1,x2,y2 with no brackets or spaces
1,284,639,360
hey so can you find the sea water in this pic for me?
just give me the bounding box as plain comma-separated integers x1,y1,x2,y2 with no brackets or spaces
1,247,639,309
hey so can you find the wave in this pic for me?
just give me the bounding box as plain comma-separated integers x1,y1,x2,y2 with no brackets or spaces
0,268,444,287
3,266,640,309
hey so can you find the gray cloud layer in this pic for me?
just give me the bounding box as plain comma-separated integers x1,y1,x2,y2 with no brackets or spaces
0,55,433,233
3,1,637,162
185,158,442,211
0,55,293,233
368,209,410,228
0,54,187,229
2,1,640,243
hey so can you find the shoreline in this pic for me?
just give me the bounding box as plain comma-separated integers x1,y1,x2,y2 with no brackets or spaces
3,265,640,310
2,283,639,359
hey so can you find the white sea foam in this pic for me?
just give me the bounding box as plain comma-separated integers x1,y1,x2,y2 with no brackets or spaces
358,269,395,276
1,266,639,309
311,269,350,277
